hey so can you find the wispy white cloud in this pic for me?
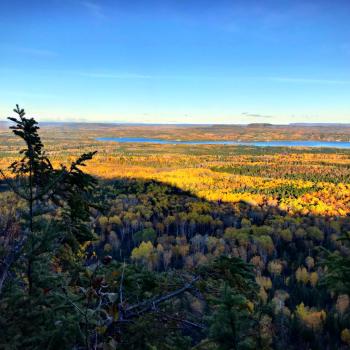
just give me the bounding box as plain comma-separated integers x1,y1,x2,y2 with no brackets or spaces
0,67,216,80
267,77,350,85
242,112,273,119
76,71,350,85
3,64,350,87
77,72,154,79
81,1,105,19
73,71,220,80
6,47,57,57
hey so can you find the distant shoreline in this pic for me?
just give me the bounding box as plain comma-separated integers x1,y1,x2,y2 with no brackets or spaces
97,137,350,149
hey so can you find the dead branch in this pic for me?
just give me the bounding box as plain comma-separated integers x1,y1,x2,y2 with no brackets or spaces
121,276,199,319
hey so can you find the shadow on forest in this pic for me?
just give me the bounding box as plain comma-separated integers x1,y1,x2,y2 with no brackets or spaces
94,176,344,285
91,176,349,349
0,174,349,349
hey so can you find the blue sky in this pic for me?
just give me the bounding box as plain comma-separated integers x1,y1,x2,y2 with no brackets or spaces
0,0,350,124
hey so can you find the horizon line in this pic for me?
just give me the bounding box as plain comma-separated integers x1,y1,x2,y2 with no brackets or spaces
1,120,350,127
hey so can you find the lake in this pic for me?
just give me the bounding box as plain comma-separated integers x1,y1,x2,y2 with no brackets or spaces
97,137,350,149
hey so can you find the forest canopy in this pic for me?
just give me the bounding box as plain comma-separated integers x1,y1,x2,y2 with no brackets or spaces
0,106,350,349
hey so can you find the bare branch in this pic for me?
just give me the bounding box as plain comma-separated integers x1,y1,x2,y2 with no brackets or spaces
123,276,199,319
119,260,125,305
0,170,29,200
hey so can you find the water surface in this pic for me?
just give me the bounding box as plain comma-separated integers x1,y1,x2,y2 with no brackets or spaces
97,137,350,149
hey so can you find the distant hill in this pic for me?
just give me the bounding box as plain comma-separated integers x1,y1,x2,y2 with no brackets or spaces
290,123,350,127
246,123,274,127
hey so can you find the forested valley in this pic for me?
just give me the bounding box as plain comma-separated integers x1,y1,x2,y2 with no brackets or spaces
1,107,350,349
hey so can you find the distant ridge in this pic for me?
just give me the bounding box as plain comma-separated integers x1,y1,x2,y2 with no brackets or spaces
246,123,273,127
290,123,350,126
1,120,350,127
